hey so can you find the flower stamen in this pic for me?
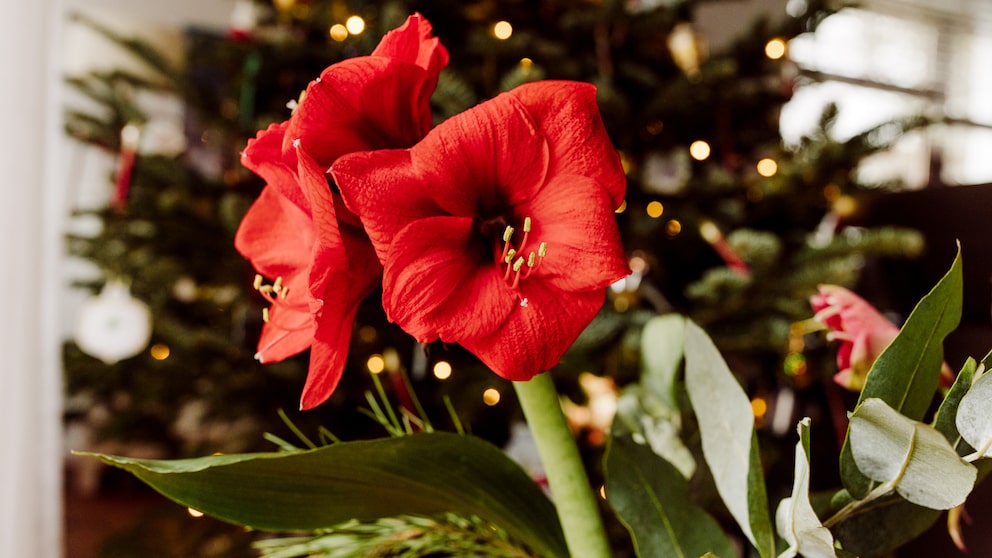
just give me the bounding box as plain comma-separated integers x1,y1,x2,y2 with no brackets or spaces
498,217,548,300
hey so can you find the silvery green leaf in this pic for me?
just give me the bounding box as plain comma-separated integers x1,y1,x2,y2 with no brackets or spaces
850,398,976,510
775,418,836,558
640,314,686,409
685,320,774,558
955,363,992,458
932,357,978,452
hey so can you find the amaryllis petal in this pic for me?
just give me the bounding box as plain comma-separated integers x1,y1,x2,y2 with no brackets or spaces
241,123,310,214
371,13,449,83
461,284,608,381
332,91,551,258
523,174,630,292
287,59,434,165
234,187,315,280
509,81,626,209
382,216,516,342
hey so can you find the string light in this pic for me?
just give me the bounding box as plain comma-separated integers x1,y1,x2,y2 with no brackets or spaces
764,38,787,60
756,158,778,177
345,15,365,35
187,507,204,518
646,201,664,218
483,388,501,406
150,344,170,361
615,199,627,214
689,140,711,161
493,21,513,40
367,354,386,374
433,361,452,380
751,396,768,419
329,24,348,41
665,219,682,237
599,485,607,499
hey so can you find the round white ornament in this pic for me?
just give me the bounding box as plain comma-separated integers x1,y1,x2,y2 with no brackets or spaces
75,280,153,364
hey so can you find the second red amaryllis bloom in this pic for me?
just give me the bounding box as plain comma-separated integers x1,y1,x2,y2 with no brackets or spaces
332,81,630,380
235,14,448,409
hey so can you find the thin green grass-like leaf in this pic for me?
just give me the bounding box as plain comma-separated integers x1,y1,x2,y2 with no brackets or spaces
83,432,567,558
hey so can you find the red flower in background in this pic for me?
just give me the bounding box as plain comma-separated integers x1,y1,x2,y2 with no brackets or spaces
810,284,954,390
235,14,448,409
332,81,630,381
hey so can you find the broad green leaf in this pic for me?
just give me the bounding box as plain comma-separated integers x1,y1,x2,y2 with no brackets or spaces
849,398,976,509
640,314,686,409
831,493,941,557
83,432,567,558
932,357,978,452
775,418,836,558
840,246,962,497
684,320,775,558
956,363,992,458
605,434,736,558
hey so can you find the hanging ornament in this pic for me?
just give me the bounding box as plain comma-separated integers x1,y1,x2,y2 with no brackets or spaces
667,22,708,82
229,0,261,41
699,220,749,276
75,280,153,364
111,123,141,212
642,149,691,194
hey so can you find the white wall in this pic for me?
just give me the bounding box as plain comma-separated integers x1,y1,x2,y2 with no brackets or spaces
0,0,65,555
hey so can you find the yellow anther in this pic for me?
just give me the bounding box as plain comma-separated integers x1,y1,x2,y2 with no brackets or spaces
523,217,532,232
262,307,270,323
279,287,289,299
272,276,283,294
538,242,548,257
253,274,263,290
513,257,525,272
503,226,515,242
527,252,536,267
504,248,517,264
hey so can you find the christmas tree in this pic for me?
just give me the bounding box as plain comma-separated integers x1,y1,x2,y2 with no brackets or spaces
64,0,929,555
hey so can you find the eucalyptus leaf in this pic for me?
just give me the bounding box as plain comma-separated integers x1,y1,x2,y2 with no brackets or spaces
831,495,941,557
82,432,567,558
640,314,686,409
684,320,775,558
775,418,836,558
932,357,978,452
840,246,963,498
605,434,736,558
955,363,992,458
849,398,976,510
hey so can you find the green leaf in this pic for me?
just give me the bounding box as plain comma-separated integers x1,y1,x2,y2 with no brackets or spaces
775,418,836,558
82,432,567,558
640,314,687,409
955,363,992,458
839,246,963,497
831,494,941,557
849,398,976,509
684,320,775,558
604,434,736,558
932,357,978,452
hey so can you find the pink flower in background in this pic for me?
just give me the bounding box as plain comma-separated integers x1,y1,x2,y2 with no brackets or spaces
810,285,900,391
810,284,954,391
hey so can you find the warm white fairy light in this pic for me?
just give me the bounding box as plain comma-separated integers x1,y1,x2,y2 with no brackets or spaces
483,388,501,406
765,38,787,60
329,24,348,41
433,361,452,380
345,15,365,35
187,507,204,518
150,343,170,361
367,354,386,374
493,21,513,40
689,140,711,161
615,199,627,214
646,201,664,219
756,158,778,177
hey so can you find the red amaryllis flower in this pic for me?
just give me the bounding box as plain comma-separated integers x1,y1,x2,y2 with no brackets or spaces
810,284,954,391
331,81,630,380
235,14,447,409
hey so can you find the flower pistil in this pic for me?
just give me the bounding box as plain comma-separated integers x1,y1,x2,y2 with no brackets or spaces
497,216,548,307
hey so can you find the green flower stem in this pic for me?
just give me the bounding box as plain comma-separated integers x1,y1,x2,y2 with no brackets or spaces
513,373,611,558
